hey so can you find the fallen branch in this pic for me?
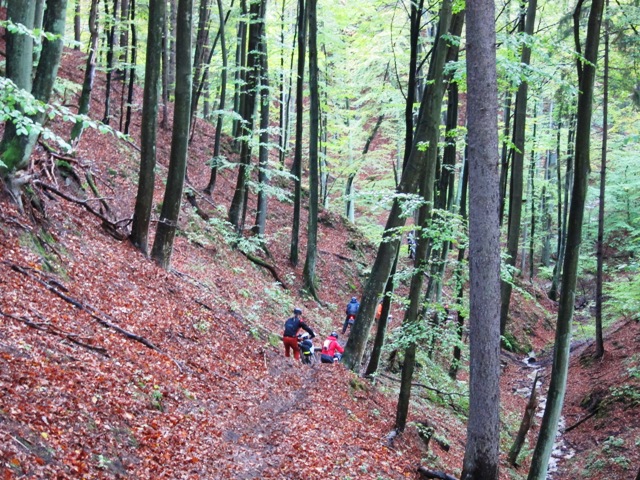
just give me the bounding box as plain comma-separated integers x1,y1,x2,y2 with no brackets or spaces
0,309,109,356
6,262,182,370
33,181,128,240
319,249,354,262
565,408,599,433
240,250,288,289
417,466,458,480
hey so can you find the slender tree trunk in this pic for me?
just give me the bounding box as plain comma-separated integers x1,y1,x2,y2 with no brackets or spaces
365,247,399,376
549,115,575,300
508,373,539,465
123,0,137,135
303,0,319,297
499,91,512,225
460,0,502,475
103,0,120,125
168,0,177,93
150,0,194,269
289,0,307,265
395,3,456,432
500,0,536,335
345,114,384,222
161,0,170,129
449,150,469,380
189,0,212,133
231,0,248,141
253,0,270,235
403,0,424,169
527,0,604,477
204,0,229,194
131,0,166,254
74,0,82,49
71,0,100,144
594,1,609,359
228,0,263,231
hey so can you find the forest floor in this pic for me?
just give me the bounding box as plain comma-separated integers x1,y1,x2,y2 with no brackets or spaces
1,45,639,480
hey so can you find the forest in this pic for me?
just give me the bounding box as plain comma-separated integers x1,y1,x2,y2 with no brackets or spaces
0,0,639,478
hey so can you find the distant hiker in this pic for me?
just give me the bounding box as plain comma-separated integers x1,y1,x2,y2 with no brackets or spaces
375,300,383,321
283,307,315,360
342,296,360,334
407,231,416,259
320,332,344,364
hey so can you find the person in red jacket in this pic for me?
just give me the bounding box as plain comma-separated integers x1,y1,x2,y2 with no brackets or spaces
282,307,315,360
320,332,344,364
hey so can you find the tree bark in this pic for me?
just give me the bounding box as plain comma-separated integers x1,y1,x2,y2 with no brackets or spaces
253,3,270,235
123,0,137,135
289,0,307,266
395,1,456,433
74,0,82,49
303,0,319,296
594,1,609,359
204,0,230,194
508,373,539,465
500,0,537,335
460,0,502,476
71,0,100,144
527,0,604,477
102,0,120,125
228,0,263,232
151,0,194,269
131,0,166,254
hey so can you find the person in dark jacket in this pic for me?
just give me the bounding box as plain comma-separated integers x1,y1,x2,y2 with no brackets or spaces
320,332,344,363
342,296,360,334
282,307,315,360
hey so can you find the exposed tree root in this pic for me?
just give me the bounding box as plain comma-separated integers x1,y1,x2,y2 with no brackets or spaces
417,466,458,480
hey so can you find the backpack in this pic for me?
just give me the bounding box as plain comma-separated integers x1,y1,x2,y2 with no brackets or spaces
283,317,299,337
346,301,359,316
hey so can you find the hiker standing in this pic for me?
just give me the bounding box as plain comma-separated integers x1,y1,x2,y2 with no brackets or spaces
283,307,315,360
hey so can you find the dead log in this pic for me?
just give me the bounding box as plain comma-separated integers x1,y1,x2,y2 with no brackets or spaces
417,466,458,480
508,372,540,465
33,181,128,240
185,191,210,220
0,309,109,356
240,250,288,289
5,262,184,371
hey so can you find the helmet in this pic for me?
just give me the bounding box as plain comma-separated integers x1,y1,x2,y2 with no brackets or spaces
351,297,357,302
299,332,309,340
330,331,339,338
293,307,302,315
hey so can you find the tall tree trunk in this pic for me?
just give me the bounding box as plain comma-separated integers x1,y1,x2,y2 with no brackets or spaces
449,151,469,380
500,0,537,335
74,0,82,49
395,1,456,433
345,113,385,222
0,0,36,180
150,0,194,269
303,0,319,297
189,0,212,133
71,0,100,144
0,0,68,182
231,0,248,141
123,0,137,135
289,0,307,265
228,0,263,231
131,0,166,254
594,0,609,360
161,0,171,129
102,0,120,125
365,247,399,376
403,0,424,169
204,0,230,195
527,0,604,476
549,115,575,300
499,91,512,225
253,0,270,235
460,0,502,476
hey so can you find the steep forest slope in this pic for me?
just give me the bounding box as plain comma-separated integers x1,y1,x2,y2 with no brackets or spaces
1,45,639,480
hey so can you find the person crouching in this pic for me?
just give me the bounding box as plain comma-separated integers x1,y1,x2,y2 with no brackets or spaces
320,331,344,364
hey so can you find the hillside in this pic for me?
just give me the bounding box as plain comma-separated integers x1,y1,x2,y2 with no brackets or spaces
1,46,639,480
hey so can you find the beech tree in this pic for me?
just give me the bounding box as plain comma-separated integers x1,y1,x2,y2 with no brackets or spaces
131,0,166,254
150,0,194,269
527,0,605,476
